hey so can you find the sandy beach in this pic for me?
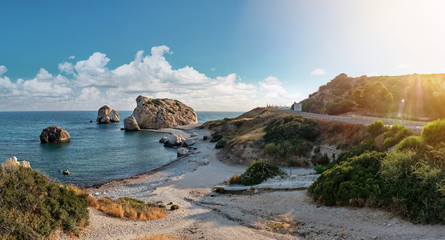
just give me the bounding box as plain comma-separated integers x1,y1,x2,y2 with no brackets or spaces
65,126,445,240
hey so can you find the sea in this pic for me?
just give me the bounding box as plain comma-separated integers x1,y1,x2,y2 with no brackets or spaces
0,111,242,186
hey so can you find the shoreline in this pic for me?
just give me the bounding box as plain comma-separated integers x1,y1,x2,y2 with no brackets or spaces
83,123,203,190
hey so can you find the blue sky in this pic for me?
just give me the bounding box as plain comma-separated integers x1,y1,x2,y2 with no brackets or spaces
1,0,445,111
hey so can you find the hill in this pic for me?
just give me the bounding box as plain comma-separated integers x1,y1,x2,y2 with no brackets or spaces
301,73,445,120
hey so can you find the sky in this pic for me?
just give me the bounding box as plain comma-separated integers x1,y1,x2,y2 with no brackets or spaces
1,0,445,111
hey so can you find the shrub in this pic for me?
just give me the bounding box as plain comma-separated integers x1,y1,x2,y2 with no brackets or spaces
0,165,89,239
325,98,354,115
215,139,227,149
367,120,385,138
313,165,327,174
210,134,223,142
394,136,429,153
380,150,445,223
382,124,411,149
170,204,179,210
422,119,445,146
239,160,285,185
308,151,386,206
88,196,167,221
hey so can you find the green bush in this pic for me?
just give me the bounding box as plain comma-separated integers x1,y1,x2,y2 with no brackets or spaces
325,98,354,115
210,134,223,142
394,136,429,153
309,151,386,206
422,119,445,146
380,150,445,223
239,160,285,186
367,120,386,138
382,124,411,149
313,165,327,174
0,166,89,239
215,139,227,149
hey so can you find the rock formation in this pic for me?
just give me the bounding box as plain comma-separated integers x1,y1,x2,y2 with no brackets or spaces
129,96,197,129
96,105,120,124
177,147,189,157
40,126,71,143
124,115,140,131
1,156,31,172
160,134,186,147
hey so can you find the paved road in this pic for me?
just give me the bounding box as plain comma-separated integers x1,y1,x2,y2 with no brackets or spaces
274,108,429,130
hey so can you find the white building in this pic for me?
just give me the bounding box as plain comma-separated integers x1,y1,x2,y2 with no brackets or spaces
291,102,302,111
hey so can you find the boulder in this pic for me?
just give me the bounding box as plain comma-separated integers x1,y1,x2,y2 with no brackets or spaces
40,126,70,143
97,105,120,124
131,96,198,129
163,134,186,147
124,115,140,131
159,136,169,143
183,139,196,147
177,147,189,157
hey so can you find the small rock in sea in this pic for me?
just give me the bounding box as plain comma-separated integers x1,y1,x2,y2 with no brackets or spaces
120,128,125,131
58,169,63,173
40,126,71,143
89,120,94,123
63,170,70,175
190,132,199,137
290,175,297,179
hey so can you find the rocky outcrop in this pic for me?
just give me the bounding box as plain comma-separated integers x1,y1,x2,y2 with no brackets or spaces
1,156,31,172
40,126,71,143
124,115,140,131
160,134,186,147
97,105,120,124
130,96,197,129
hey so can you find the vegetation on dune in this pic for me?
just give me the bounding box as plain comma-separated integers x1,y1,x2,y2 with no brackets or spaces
238,160,285,186
135,234,178,240
215,139,227,149
88,196,167,221
309,120,445,223
0,163,89,239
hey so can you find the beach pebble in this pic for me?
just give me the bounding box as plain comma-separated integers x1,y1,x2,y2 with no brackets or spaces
177,147,190,157
203,159,209,165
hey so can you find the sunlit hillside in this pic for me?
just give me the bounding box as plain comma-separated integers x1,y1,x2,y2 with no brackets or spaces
302,73,445,120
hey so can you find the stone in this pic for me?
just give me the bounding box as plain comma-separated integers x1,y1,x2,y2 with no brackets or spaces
163,134,186,147
159,136,169,143
63,170,70,175
177,147,189,157
190,132,199,137
182,139,196,147
131,96,198,129
203,136,209,141
96,105,120,124
40,126,71,143
124,115,140,131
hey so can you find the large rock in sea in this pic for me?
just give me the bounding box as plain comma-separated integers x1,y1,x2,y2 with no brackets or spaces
124,115,140,131
96,105,120,124
40,126,71,143
130,96,198,129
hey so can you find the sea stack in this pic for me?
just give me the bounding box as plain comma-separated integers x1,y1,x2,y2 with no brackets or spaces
128,96,197,129
40,126,71,143
124,115,140,131
96,105,120,124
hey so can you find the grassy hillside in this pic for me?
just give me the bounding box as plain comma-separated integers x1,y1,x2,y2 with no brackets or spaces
301,73,445,120
203,108,368,166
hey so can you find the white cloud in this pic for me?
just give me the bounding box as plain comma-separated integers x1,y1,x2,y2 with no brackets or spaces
68,56,75,59
211,68,216,71
0,65,7,75
311,68,327,76
58,62,74,74
0,46,302,111
397,63,414,69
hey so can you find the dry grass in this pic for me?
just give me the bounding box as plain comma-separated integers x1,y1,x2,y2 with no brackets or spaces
317,120,368,146
225,173,240,185
135,234,178,240
88,196,167,221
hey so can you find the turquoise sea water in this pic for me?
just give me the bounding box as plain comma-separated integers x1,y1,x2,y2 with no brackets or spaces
0,111,242,186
